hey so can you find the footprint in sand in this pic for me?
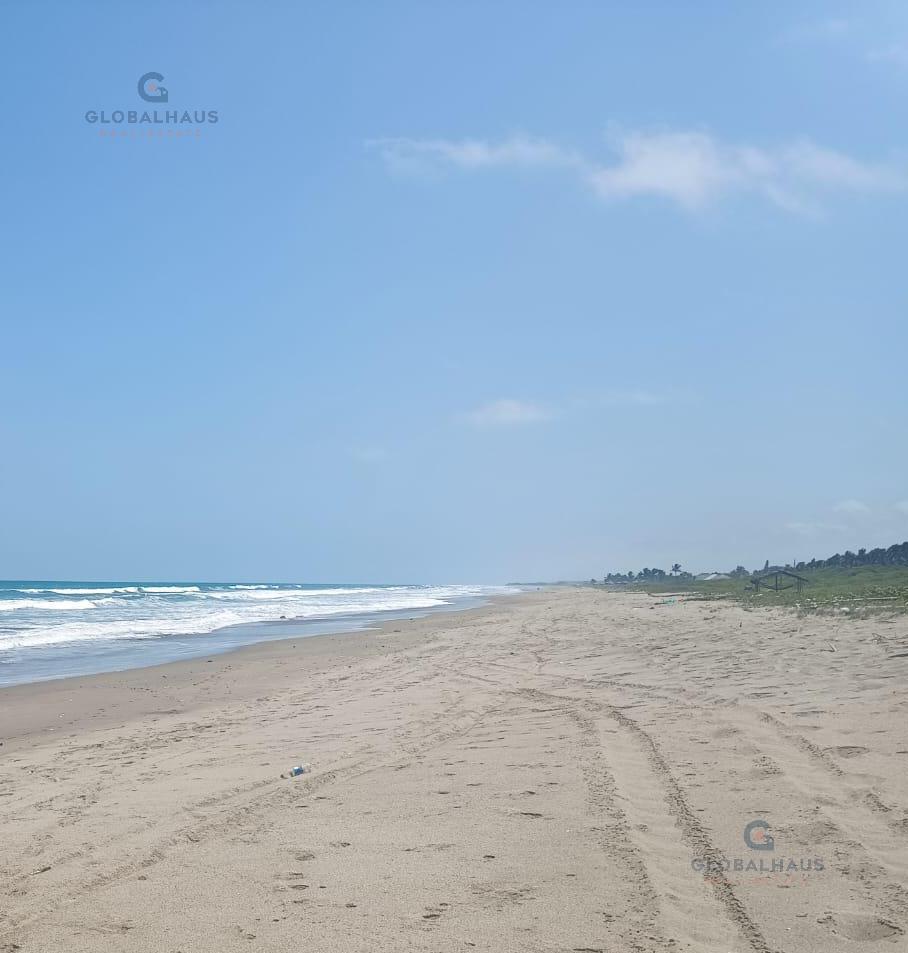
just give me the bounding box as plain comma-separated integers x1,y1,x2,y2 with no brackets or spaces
796,819,841,841
817,912,903,941
825,745,870,758
275,872,310,891
422,902,450,920
711,726,740,738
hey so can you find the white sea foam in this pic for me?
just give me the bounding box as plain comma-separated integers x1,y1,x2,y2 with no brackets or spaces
204,588,364,601
0,610,252,650
14,585,203,596
139,586,203,594
18,587,142,595
227,584,283,590
0,584,504,653
0,599,101,612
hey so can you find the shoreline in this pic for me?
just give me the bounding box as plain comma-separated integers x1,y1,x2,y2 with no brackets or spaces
0,591,532,750
0,586,520,691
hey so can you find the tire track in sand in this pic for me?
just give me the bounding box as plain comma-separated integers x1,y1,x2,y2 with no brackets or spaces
461,672,781,953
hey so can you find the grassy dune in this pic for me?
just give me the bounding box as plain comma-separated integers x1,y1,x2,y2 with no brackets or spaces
620,565,908,616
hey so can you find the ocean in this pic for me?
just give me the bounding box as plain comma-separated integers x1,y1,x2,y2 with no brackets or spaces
0,581,510,687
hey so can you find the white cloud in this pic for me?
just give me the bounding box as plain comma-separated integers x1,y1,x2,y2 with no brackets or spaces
868,43,908,66
463,390,667,427
783,17,854,44
785,140,906,190
464,399,553,427
821,18,854,37
599,389,666,407
347,446,388,464
370,136,580,174
785,520,847,536
784,15,908,70
833,499,872,515
371,129,908,213
588,131,771,209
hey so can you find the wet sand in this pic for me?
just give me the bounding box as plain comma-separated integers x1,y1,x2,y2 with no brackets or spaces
1,588,907,952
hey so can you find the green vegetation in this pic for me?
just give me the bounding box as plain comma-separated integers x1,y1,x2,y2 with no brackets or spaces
594,542,908,616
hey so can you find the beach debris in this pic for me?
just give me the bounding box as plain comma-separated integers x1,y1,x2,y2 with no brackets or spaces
282,764,311,778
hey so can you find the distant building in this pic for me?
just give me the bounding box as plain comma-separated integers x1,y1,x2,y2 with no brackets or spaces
694,572,731,581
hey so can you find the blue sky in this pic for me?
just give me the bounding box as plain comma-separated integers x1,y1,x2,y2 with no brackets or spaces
1,2,907,582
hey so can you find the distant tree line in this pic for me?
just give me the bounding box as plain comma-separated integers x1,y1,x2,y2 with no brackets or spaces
598,563,694,584
592,540,908,585
793,541,908,571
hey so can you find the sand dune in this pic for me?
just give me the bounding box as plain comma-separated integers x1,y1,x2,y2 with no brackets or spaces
1,589,907,952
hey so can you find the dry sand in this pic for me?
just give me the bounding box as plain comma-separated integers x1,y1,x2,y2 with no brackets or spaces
1,588,907,952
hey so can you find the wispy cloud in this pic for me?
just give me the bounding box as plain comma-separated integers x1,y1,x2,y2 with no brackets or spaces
786,499,908,539
597,389,667,407
782,17,855,44
463,389,673,427
785,520,847,537
371,129,908,213
347,446,388,464
463,399,553,428
784,14,908,69
833,499,872,515
819,17,854,38
868,42,908,66
569,389,670,411
371,137,580,175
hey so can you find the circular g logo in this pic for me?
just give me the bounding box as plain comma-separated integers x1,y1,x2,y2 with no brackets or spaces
744,819,774,851
138,72,168,103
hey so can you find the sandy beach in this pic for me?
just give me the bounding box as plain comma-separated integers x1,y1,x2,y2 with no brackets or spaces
2,588,907,952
